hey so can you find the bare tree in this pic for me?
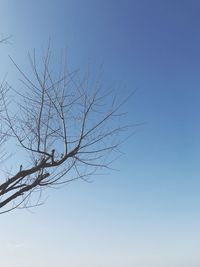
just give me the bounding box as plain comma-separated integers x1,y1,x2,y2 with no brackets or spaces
0,48,132,214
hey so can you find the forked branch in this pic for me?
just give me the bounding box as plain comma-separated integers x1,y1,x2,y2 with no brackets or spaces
0,49,132,213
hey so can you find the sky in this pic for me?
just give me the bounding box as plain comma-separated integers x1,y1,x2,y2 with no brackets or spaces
1,0,200,266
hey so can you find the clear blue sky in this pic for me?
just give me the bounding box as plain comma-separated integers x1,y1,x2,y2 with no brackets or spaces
1,1,200,266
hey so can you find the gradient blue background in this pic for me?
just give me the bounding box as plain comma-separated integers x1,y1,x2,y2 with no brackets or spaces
1,1,200,266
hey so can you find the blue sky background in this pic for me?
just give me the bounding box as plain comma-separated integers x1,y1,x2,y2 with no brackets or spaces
1,1,200,266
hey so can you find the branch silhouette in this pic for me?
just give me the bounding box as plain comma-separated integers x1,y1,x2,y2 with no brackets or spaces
0,48,133,214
